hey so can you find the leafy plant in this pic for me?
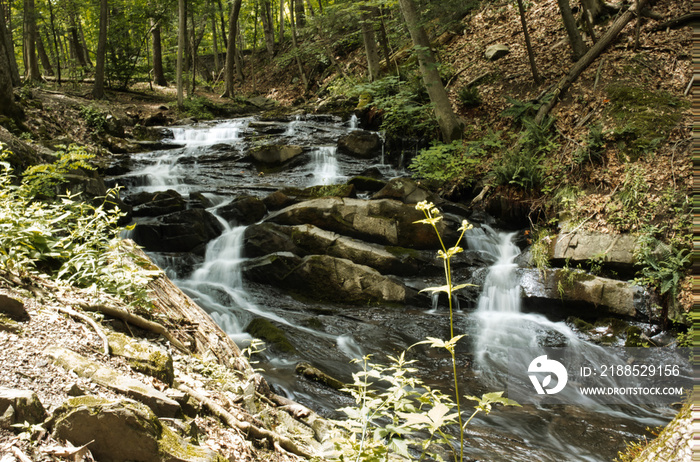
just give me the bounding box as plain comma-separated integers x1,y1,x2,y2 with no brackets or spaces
457,85,481,108
634,227,689,302
80,106,107,133
574,124,606,166
21,144,96,198
529,228,552,278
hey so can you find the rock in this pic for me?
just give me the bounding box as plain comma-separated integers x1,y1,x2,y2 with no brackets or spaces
131,208,224,254
104,114,125,137
108,333,175,385
347,175,387,193
549,230,638,275
246,318,297,354
243,252,304,284
485,44,510,60
247,95,277,110
0,315,21,333
127,189,186,217
295,362,345,390
337,131,382,158
0,387,46,429
143,112,171,127
372,177,437,204
245,223,424,275
264,197,456,249
250,144,304,164
217,196,267,225
262,190,295,210
50,396,225,462
133,125,173,141
0,294,29,321
189,192,215,208
45,346,181,417
519,269,658,321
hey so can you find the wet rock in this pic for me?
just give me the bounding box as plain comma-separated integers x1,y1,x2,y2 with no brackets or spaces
49,396,225,462
262,190,295,211
45,346,181,417
244,223,304,258
127,189,186,217
372,177,438,204
108,332,175,385
264,197,457,249
337,131,382,158
217,196,267,225
0,387,47,429
131,208,224,254
485,44,509,60
189,191,215,208
104,114,125,137
250,144,304,164
295,362,345,390
246,318,297,354
133,125,173,140
0,294,29,321
519,269,657,321
243,252,303,283
347,175,387,193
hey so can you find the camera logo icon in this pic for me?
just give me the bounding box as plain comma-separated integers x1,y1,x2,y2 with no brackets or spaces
528,355,568,395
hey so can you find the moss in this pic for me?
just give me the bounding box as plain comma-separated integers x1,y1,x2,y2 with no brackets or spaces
158,424,227,461
0,314,21,333
624,325,648,347
108,333,174,385
605,85,688,160
568,316,594,332
246,318,297,354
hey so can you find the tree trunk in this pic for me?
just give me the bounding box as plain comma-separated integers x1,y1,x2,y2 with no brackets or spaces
516,0,540,83
209,0,220,75
151,20,167,86
535,5,636,123
294,0,305,29
36,31,54,76
47,0,61,84
289,0,308,90
235,24,244,81
67,10,88,68
360,7,380,82
177,0,185,109
77,19,92,67
398,0,463,143
261,0,275,57
23,0,41,81
222,0,242,97
91,0,107,99
278,0,285,44
0,3,20,86
0,11,22,118
376,7,395,74
557,0,588,60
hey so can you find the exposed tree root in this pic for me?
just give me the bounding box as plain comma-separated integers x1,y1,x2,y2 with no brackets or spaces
56,305,110,355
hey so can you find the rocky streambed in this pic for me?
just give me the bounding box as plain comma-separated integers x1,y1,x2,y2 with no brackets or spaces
109,115,686,462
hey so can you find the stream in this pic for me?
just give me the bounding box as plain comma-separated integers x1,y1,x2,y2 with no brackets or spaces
112,116,680,462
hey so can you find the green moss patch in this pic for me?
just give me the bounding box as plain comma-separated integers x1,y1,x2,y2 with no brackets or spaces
245,318,297,354
605,85,688,160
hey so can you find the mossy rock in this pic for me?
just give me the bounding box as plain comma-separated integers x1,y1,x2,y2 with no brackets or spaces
605,85,688,160
245,318,297,354
0,314,21,334
108,332,175,385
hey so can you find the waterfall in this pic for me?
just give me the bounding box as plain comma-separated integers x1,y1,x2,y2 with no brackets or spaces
348,114,359,130
285,115,302,136
308,146,342,186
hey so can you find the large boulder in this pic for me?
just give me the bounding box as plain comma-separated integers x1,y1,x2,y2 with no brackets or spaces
126,189,186,217
49,396,225,462
372,178,438,204
519,269,660,322
131,208,224,254
250,144,303,164
0,387,46,429
337,131,382,158
549,230,638,275
244,223,425,275
243,253,410,304
217,196,267,225
264,197,457,249
0,294,29,321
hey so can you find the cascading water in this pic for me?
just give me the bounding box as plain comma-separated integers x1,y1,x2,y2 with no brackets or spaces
308,146,342,186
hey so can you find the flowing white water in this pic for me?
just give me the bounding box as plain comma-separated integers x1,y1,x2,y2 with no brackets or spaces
348,114,359,130
308,146,342,186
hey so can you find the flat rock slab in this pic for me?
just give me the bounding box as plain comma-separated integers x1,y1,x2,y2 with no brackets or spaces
549,231,637,270
0,294,29,321
108,332,175,385
45,346,180,417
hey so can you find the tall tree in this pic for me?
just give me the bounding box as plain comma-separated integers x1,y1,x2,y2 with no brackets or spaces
23,0,41,81
67,8,88,68
208,0,220,74
0,10,22,118
516,0,540,83
278,0,285,43
261,0,275,57
46,0,61,84
0,2,20,85
222,0,242,97
397,0,462,143
177,0,186,108
360,6,380,82
293,0,305,28
92,0,108,99
557,0,587,60
36,32,54,76
151,19,167,85
289,0,308,89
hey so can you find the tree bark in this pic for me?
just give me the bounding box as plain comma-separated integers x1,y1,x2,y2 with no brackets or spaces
222,0,242,97
209,0,220,75
91,0,107,99
47,0,61,84
293,0,305,29
516,0,540,83
535,5,636,123
36,31,54,76
261,0,275,57
0,11,22,118
67,10,88,68
289,0,308,90
177,0,185,109
376,7,395,74
278,0,285,44
1,3,20,86
23,0,41,81
398,0,463,143
557,0,588,60
360,7,380,81
151,20,167,86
